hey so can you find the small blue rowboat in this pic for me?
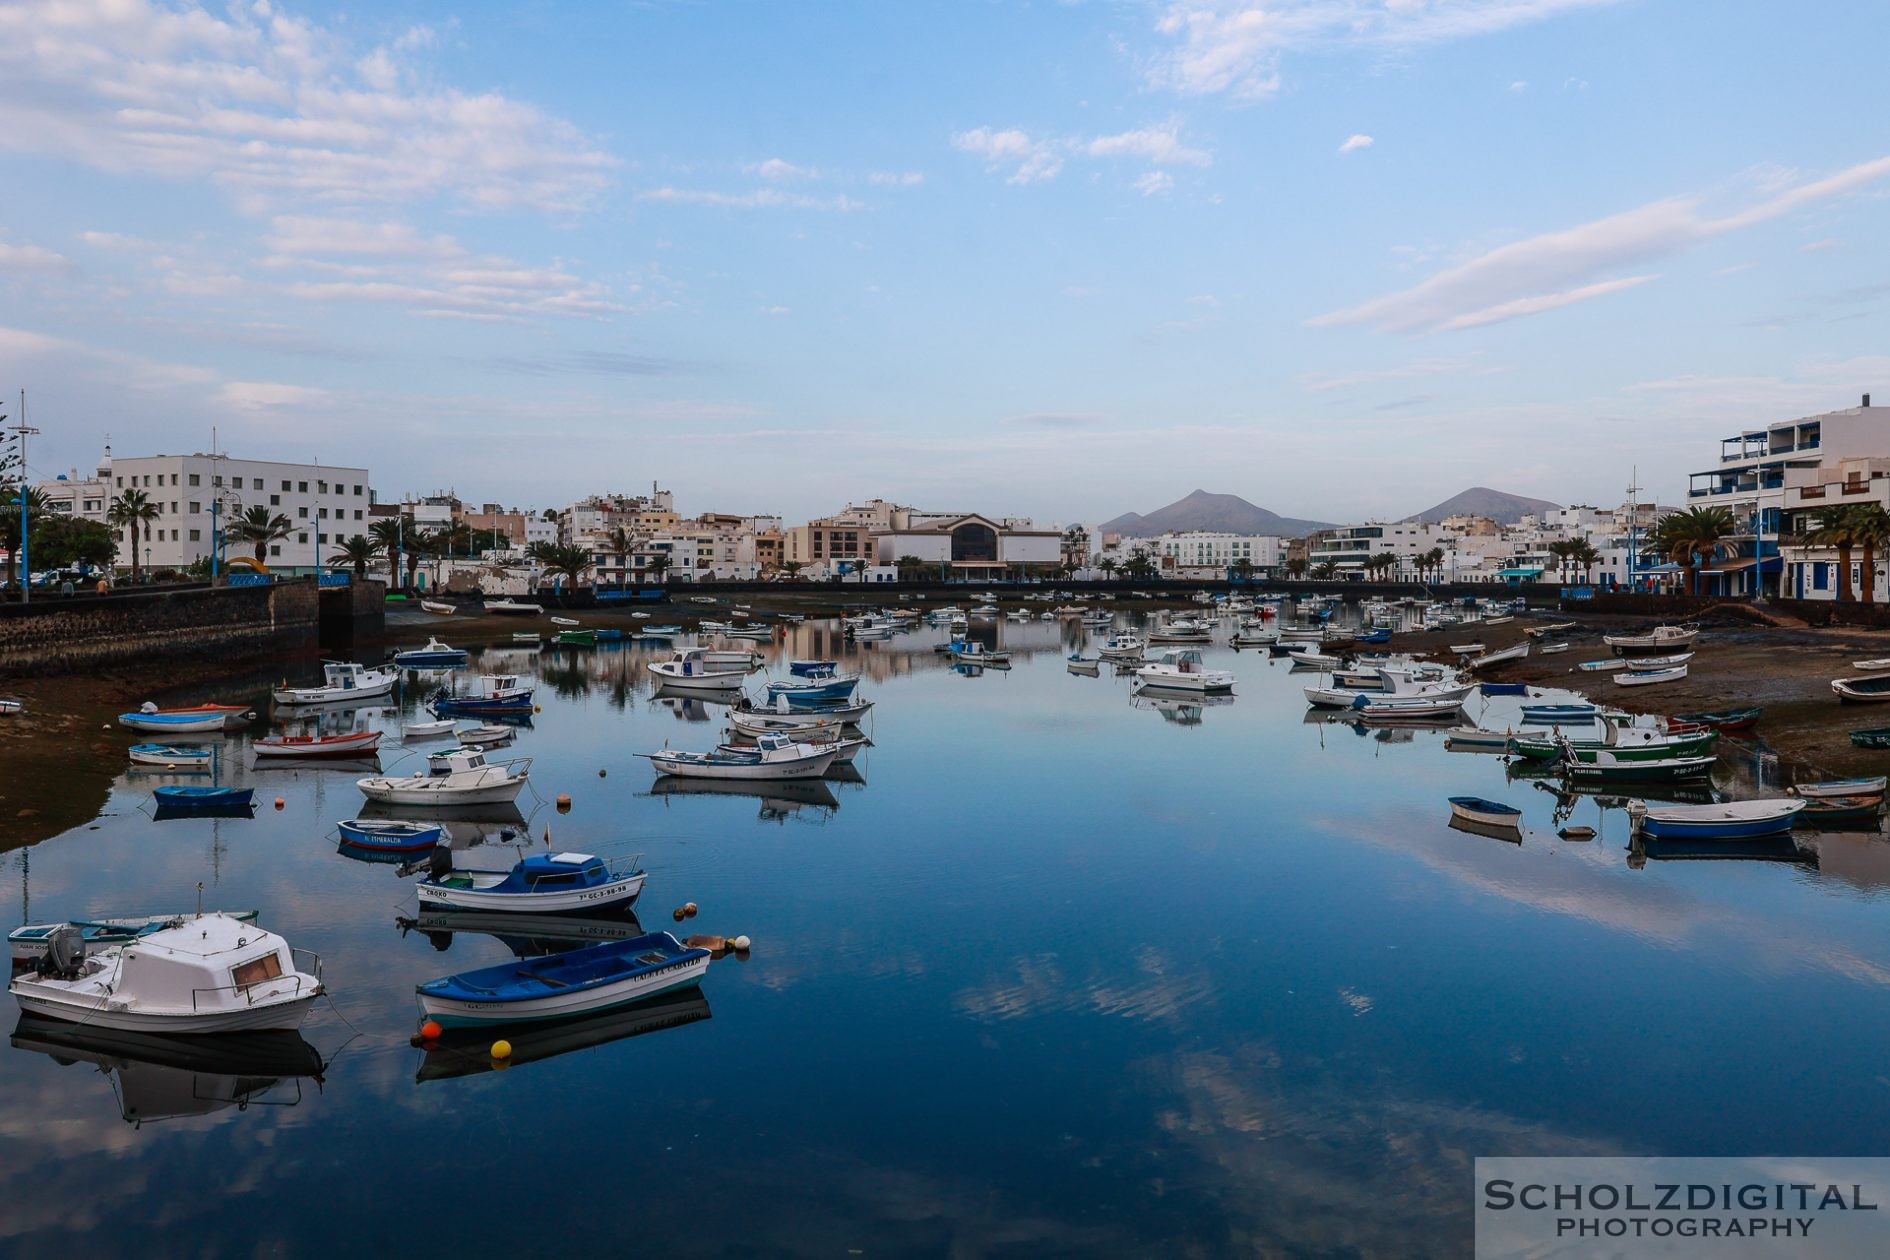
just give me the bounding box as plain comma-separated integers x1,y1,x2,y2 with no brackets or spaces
118,710,230,733
1629,798,1806,839
416,931,711,1028
789,659,838,676
1478,682,1528,696
431,693,534,716
153,786,255,810
765,671,859,703
1353,628,1392,644
1448,796,1524,830
337,818,445,853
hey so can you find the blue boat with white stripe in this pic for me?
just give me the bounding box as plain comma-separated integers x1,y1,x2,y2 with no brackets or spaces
415,931,711,1028
764,667,859,703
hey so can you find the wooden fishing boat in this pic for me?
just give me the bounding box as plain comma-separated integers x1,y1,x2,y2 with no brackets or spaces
1520,702,1600,722
10,913,321,1033
152,786,256,810
1563,750,1717,783
432,674,534,715
1832,675,1890,703
483,600,543,616
727,698,873,736
1512,728,1718,762
1447,796,1523,830
391,637,469,669
455,725,515,747
1442,727,1516,754
1478,682,1528,696
1349,693,1464,719
1793,795,1883,826
1794,775,1888,799
420,600,455,615
1135,648,1236,693
1850,727,1890,749
127,743,213,769
272,661,398,706
414,931,706,1028
638,731,840,781
1615,664,1687,687
417,850,645,914
1447,643,1485,656
1854,658,1890,672
119,710,233,734
1621,651,1694,670
1672,706,1761,732
1627,798,1805,839
251,730,383,759
337,818,445,852
1539,642,1570,655
648,648,749,691
1468,643,1530,669
1603,625,1698,653
403,718,459,739
357,749,531,806
1577,659,1629,672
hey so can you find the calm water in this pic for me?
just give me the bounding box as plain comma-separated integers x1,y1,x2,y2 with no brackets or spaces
5,606,1890,1258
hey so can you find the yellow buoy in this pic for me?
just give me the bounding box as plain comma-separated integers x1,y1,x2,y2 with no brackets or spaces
490,1039,512,1060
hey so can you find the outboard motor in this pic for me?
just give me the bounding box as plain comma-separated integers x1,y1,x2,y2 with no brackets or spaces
41,926,85,980
428,841,454,881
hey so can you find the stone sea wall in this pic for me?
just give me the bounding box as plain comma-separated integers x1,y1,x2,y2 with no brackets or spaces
0,579,325,676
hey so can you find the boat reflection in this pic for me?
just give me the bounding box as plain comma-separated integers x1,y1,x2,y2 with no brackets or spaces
1447,815,1524,846
10,1015,325,1125
1628,831,1817,869
397,909,646,957
415,989,711,1083
648,775,840,821
248,755,382,775
1132,688,1235,726
153,801,255,822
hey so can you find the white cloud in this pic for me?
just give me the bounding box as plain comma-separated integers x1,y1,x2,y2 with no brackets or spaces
220,381,329,410
1338,133,1374,155
636,187,864,211
748,158,818,181
867,171,926,187
1509,80,1529,92
1799,237,1843,253
1135,171,1175,196
0,240,73,273
1086,123,1211,167
0,0,615,214
951,127,1064,184
1148,0,1619,98
1312,154,1890,334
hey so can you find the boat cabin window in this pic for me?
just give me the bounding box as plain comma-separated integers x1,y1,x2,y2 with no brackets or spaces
232,953,284,990
528,871,577,887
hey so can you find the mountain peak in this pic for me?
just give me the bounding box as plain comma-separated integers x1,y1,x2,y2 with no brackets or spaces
1404,486,1560,525
1100,491,1334,538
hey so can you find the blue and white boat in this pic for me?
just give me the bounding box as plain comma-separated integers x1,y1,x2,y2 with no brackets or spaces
1448,796,1523,831
337,818,445,853
764,669,860,703
1520,702,1600,723
432,673,534,716
415,931,710,1028
153,786,255,811
128,744,213,769
118,710,229,734
416,851,646,914
1627,798,1806,839
788,659,839,676
393,637,470,669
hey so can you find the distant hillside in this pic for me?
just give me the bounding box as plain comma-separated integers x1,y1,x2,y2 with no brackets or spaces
1404,486,1560,526
1100,489,1335,539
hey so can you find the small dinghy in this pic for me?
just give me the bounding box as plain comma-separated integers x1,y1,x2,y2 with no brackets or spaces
1478,682,1528,696
119,709,234,734
1466,642,1529,670
1448,796,1523,831
0,698,23,716
128,744,213,769
10,913,321,1032
764,667,860,702
788,659,838,676
1832,675,1890,703
1350,693,1464,719
337,818,445,853
1520,703,1600,722
727,697,873,736
415,931,707,1028
1577,659,1629,672
392,637,469,669
638,731,840,781
1793,775,1888,799
416,850,646,914
251,730,383,759
421,600,455,615
1673,706,1761,732
1067,654,1102,675
153,786,255,811
483,600,543,616
1615,664,1687,687
403,718,459,739
1442,727,1515,754
1627,798,1805,839
454,725,515,747
272,661,398,706
10,910,259,964
550,616,580,627
1850,727,1890,749
1793,795,1883,826
1539,642,1570,655
1853,658,1890,673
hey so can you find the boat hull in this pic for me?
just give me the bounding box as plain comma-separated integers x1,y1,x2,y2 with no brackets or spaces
11,989,318,1033
357,778,526,806
418,960,706,1028
645,747,840,780
252,732,383,758
417,871,646,914
119,713,227,733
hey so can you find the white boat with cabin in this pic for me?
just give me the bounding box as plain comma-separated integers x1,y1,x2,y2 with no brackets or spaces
271,661,398,706
357,748,531,805
1134,648,1235,694
648,647,751,691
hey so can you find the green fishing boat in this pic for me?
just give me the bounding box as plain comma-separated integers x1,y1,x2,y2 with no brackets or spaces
1511,729,1719,762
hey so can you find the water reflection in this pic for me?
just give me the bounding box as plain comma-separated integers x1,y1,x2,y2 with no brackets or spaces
646,775,840,821
10,1017,325,1126
414,990,711,1083
396,909,647,957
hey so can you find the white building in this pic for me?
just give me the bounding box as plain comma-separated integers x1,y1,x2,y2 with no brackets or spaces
1125,531,1286,577
1309,522,1460,578
108,453,373,574
872,513,1062,579
36,449,114,524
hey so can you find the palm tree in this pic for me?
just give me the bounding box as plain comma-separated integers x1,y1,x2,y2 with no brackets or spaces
1646,506,1739,596
1311,561,1338,581
1369,551,1398,581
369,518,405,587
606,527,634,588
227,505,292,564
1804,506,1864,602
1098,556,1119,582
3,484,50,587
1284,558,1308,580
644,551,672,583
405,529,437,589
535,542,594,591
106,488,160,581
781,559,804,580
895,553,927,582
1423,547,1445,583
329,535,383,579
1851,505,1890,604
1569,538,1601,586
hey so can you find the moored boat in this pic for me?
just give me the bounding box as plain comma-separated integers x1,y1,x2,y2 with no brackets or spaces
1615,664,1687,687
152,786,255,811
1793,795,1883,826
483,600,544,616
10,913,321,1033
648,647,749,691
392,637,469,669
1673,706,1762,732
1562,748,1717,783
415,931,708,1028
1447,796,1523,831
1603,625,1699,653
251,730,383,759
358,749,530,806
1627,798,1805,839
9,910,260,964
128,743,214,769
337,818,445,852
272,661,398,706
420,600,455,615
638,731,840,781
1792,775,1887,799
1134,648,1234,694
119,709,235,734
417,850,645,914
432,673,534,715
1832,675,1890,703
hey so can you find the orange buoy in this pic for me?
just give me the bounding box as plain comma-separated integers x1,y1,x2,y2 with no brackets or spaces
556,792,572,813
672,907,687,922
273,797,286,810
420,1020,443,1040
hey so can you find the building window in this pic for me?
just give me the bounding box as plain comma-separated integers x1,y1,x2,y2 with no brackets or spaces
271,545,281,557
189,474,200,486
298,533,308,544
188,501,200,514
270,494,280,506
318,481,328,494
318,508,327,519
354,510,363,521
252,478,262,490
281,480,291,492
298,481,308,493
354,485,363,496
298,507,308,518
189,529,201,542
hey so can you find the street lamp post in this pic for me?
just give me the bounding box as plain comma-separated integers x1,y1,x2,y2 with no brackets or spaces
11,391,39,605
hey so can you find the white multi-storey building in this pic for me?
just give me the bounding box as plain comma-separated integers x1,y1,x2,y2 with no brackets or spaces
36,449,114,525
108,453,373,574
1309,521,1460,578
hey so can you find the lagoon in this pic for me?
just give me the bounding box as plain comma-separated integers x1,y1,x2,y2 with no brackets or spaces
4,609,1889,1257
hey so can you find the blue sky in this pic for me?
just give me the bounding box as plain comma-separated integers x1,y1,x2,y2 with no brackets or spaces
0,0,1885,525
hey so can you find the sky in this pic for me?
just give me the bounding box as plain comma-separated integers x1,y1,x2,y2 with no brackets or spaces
0,0,1886,527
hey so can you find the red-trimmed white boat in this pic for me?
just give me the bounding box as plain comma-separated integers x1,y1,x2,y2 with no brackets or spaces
251,730,384,759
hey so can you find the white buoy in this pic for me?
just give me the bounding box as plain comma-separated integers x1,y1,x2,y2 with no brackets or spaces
732,934,752,951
